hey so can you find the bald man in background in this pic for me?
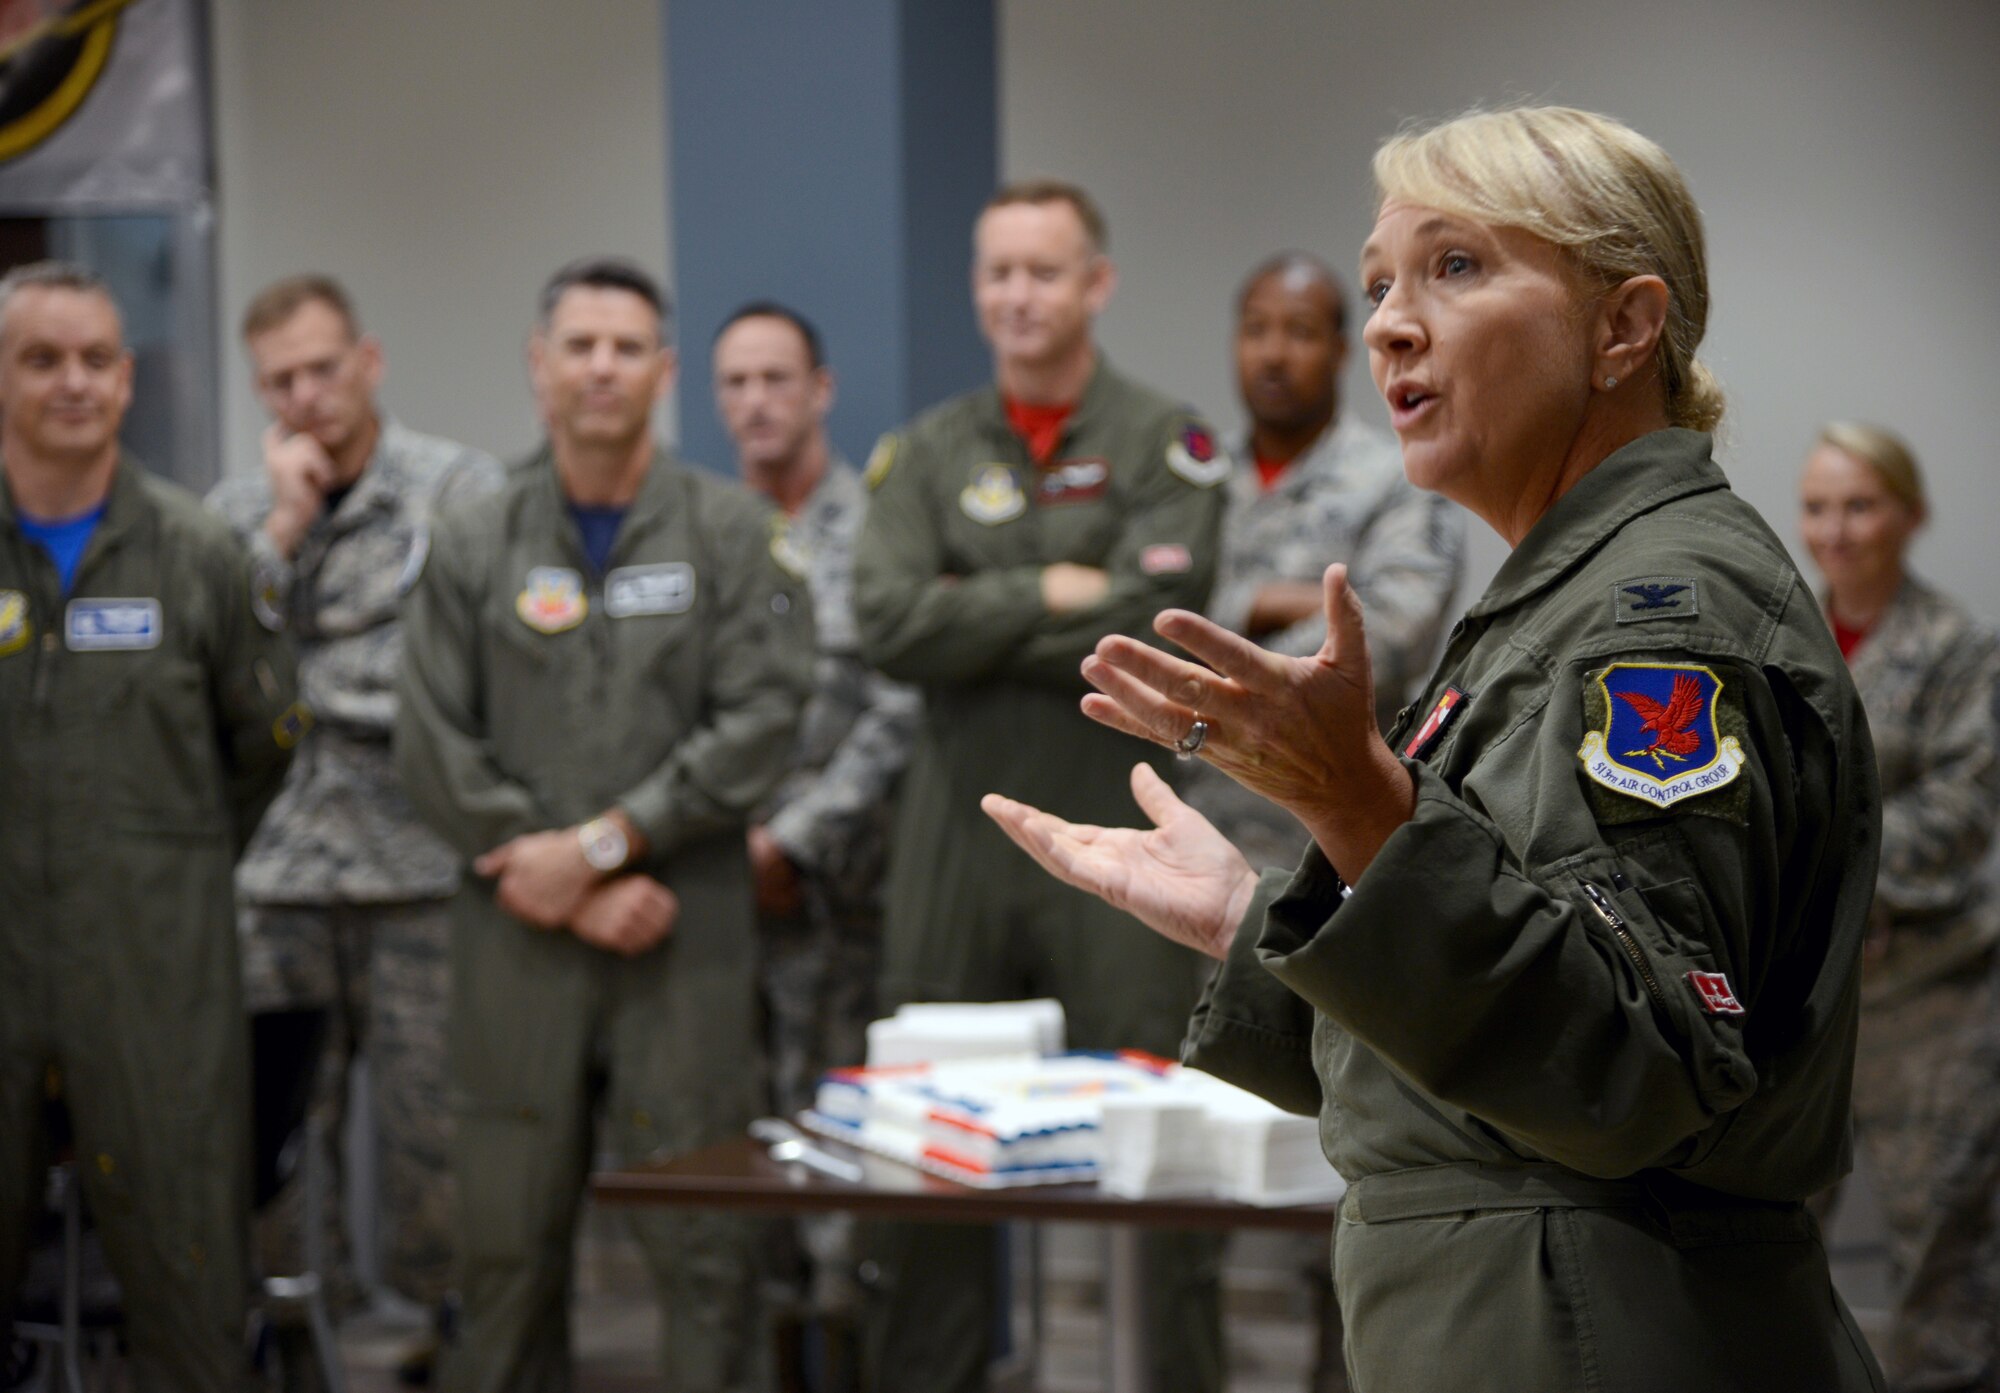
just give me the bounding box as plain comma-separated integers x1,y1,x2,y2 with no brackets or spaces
1183,252,1462,870
1182,253,1462,1393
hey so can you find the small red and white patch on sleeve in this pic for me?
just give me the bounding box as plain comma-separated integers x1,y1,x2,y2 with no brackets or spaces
1139,543,1192,576
1685,970,1745,1016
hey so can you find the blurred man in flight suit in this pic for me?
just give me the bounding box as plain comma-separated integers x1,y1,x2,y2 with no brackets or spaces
854,181,1231,1393
0,261,301,1390
397,258,814,1392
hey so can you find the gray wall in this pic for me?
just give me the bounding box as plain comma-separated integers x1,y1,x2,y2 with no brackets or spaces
1001,0,2000,620
209,0,672,478
209,0,2000,624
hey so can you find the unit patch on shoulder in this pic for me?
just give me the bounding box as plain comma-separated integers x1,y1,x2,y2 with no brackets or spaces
1614,576,1699,623
864,435,898,490
1165,422,1229,488
516,567,587,634
65,598,161,652
0,590,30,657
251,555,286,632
396,524,432,596
960,464,1026,526
1578,663,1744,811
273,701,315,750
767,516,809,581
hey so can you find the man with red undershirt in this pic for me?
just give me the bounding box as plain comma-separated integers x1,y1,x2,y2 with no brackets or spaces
1187,252,1463,874
853,179,1229,1393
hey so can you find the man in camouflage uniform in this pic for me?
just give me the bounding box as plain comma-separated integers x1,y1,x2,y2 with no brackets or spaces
713,301,918,1119
1184,253,1462,873
713,302,919,1359
853,181,1230,1393
396,259,814,1391
1,262,300,1389
206,276,502,1346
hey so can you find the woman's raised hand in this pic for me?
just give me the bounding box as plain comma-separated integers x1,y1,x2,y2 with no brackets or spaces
982,763,1258,960
1081,563,1415,883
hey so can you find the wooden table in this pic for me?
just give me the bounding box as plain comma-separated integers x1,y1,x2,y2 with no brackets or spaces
593,1134,1339,1393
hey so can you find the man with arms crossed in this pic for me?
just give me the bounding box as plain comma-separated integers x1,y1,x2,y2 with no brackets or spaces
0,262,300,1389
206,275,502,1367
853,182,1229,1393
396,258,814,1391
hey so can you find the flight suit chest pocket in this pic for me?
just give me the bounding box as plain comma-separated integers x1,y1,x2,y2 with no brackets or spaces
89,649,222,825
1033,490,1121,567
488,600,584,752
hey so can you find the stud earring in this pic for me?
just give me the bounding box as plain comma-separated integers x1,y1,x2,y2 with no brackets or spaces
1604,375,1618,389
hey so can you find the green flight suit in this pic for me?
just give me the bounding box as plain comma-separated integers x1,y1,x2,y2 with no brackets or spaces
393,447,814,1393
0,458,300,1392
1186,430,1887,1392
852,360,1229,1393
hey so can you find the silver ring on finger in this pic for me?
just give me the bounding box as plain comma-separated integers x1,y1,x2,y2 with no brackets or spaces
1173,717,1209,760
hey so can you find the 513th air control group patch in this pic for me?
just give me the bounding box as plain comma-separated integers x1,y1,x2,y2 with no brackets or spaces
1578,663,1745,814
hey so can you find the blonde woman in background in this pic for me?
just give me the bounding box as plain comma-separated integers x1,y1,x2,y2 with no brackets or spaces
1801,423,2000,1392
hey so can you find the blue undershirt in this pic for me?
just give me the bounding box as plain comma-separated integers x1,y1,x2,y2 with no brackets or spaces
567,503,626,576
18,503,108,595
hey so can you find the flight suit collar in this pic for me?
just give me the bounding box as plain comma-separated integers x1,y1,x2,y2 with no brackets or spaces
1233,414,1369,503
520,440,685,572
0,450,140,530
973,351,1122,455
321,415,407,533
1467,428,1726,620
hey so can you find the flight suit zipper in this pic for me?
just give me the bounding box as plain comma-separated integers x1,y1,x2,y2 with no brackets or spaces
32,628,54,706
1582,880,1667,1012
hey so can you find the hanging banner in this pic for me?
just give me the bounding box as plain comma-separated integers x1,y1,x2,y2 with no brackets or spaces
0,0,207,210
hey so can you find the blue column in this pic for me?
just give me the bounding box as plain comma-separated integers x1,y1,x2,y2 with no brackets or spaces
665,0,997,474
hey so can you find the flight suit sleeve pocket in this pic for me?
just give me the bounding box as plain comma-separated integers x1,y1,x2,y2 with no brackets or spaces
1563,858,1759,1123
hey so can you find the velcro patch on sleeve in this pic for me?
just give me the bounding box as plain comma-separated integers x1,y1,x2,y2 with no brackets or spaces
1686,970,1745,1015
864,434,898,490
1165,421,1230,488
1577,661,1750,826
1614,576,1698,623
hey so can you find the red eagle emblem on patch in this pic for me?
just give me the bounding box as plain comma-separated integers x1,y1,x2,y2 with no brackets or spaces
1614,672,1704,771
1180,423,1217,462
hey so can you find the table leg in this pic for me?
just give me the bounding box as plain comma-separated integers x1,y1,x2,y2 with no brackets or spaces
1105,1226,1146,1393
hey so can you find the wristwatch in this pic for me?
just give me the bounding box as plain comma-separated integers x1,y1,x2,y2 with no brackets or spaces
577,816,630,873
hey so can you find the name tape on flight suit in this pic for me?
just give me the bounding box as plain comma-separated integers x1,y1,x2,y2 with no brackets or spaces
1036,457,1110,507
605,563,697,618
65,598,161,651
